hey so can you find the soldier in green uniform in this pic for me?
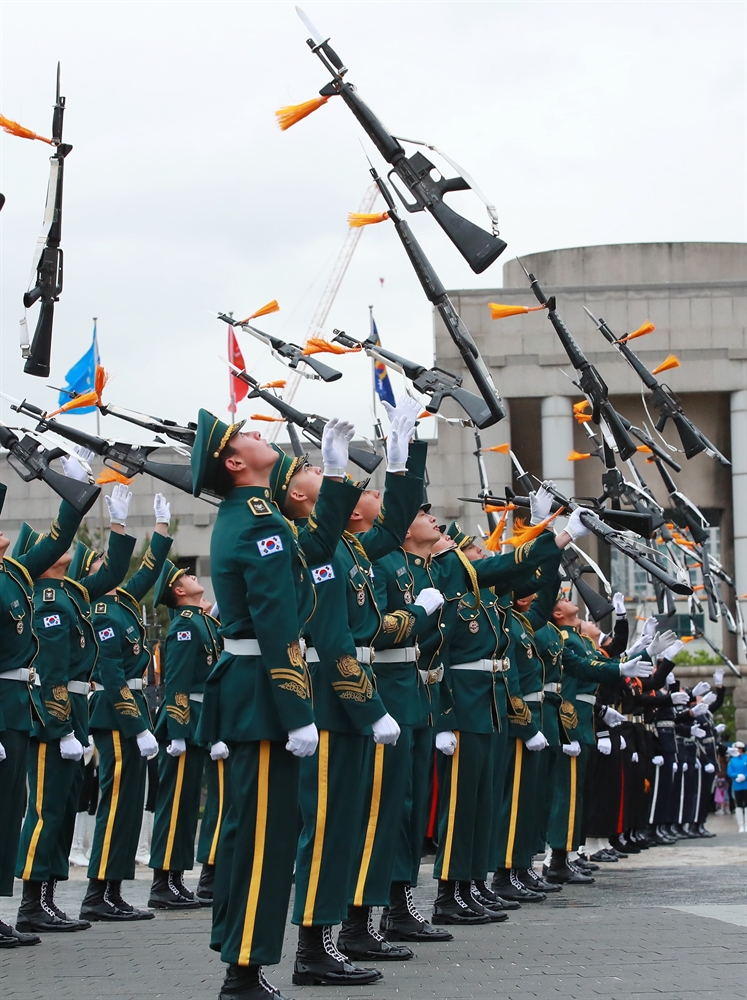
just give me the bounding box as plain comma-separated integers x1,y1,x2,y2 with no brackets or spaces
147,558,221,908
0,480,86,947
15,484,136,932
77,493,174,920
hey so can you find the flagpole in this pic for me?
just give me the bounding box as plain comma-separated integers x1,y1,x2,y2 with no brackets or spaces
92,317,106,549
369,305,377,420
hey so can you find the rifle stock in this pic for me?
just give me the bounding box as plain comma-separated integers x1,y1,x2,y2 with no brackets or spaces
0,423,99,515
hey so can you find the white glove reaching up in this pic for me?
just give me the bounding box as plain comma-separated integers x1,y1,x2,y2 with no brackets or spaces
652,756,664,766
597,737,612,755
414,588,444,616
666,672,676,687
286,723,319,757
662,640,684,661
136,731,159,758
704,763,715,773
692,681,711,698
619,736,627,750
647,630,678,660
563,741,581,757
713,669,724,687
691,702,710,718
371,714,400,746
320,417,354,478
613,592,626,617
0,740,6,762
60,733,85,761
701,691,717,706
564,507,591,541
167,738,187,757
631,752,639,763
715,723,726,734
690,725,706,738
105,482,132,525
603,706,625,727
61,445,95,482
524,731,549,751
385,414,415,473
671,691,690,706
154,493,171,525
619,656,654,678
435,731,458,756
381,395,421,428
625,617,659,659
530,481,555,525
210,741,230,760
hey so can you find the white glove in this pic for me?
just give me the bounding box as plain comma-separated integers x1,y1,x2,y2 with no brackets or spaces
597,737,612,755
692,681,711,698
83,734,95,765
691,702,710,718
690,725,706,738
210,741,230,760
371,713,400,746
60,733,85,761
613,592,626,617
435,731,458,756
715,723,726,734
286,723,319,757
704,763,715,773
167,738,187,757
671,691,690,706
713,669,724,687
524,731,549,751
681,761,688,772
662,640,684,661
530,481,555,525
646,630,678,660
619,736,627,750
672,761,679,773
0,741,6,762
603,707,625,727
136,730,159,757
381,395,421,427
643,616,659,639
563,740,581,757
414,588,445,616
652,755,664,766
631,751,639,763
154,493,171,525
620,656,654,678
320,417,354,478
385,413,415,473
666,672,676,687
625,619,659,659
105,482,132,525
210,602,219,619
564,507,591,541
61,444,95,482
701,691,717,706
736,773,746,783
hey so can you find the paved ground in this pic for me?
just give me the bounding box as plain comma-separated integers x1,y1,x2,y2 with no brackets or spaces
2,815,745,1000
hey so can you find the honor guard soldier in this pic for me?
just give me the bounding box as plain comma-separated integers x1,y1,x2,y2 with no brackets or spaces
77,494,174,921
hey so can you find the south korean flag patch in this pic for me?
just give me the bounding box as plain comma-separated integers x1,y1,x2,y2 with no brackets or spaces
177,631,192,641
312,565,335,584
43,614,61,628
257,535,283,557
98,627,115,641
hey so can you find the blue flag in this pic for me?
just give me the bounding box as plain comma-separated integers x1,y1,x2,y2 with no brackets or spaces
371,319,395,407
59,324,99,414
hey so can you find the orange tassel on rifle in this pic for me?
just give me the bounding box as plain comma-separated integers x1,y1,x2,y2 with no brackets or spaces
303,338,361,356
482,443,510,453
46,391,99,418
575,413,593,423
418,412,433,420
238,300,280,324
484,511,509,552
348,212,389,228
505,509,564,548
97,468,134,486
681,635,695,643
652,354,680,375
261,380,286,389
485,503,516,513
0,114,53,144
636,445,653,454
275,95,329,130
251,414,285,422
94,365,110,405
489,302,546,320
618,321,655,344
568,450,591,461
573,400,590,414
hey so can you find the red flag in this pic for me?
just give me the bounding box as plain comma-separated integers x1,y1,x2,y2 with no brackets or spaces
228,326,248,416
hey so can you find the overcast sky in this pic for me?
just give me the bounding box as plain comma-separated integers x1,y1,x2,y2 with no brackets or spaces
1,0,745,450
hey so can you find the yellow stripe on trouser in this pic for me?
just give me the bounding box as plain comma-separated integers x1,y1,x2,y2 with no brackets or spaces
97,731,123,879
504,739,523,868
208,758,225,866
353,743,385,906
163,751,187,871
566,755,577,853
303,730,329,926
238,741,270,966
440,733,461,880
22,743,47,880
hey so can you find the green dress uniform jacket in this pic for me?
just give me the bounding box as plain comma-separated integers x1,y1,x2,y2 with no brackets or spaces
156,605,221,743
559,628,623,745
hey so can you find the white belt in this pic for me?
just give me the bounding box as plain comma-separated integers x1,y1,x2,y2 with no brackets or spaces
576,693,597,705
223,638,261,656
657,720,675,728
306,646,373,665
68,680,91,695
451,658,509,673
376,647,418,664
0,668,34,683
544,682,560,694
523,691,544,703
189,692,204,703
419,664,445,685
92,678,144,692
625,714,644,723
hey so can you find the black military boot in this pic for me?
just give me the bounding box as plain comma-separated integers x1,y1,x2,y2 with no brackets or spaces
461,881,508,922
383,881,453,942
80,879,138,921
545,849,595,885
0,917,40,947
195,864,215,904
491,868,546,902
431,880,491,925
292,924,382,986
472,879,520,910
337,904,413,961
695,821,715,838
522,866,562,893
105,880,154,919
148,869,201,909
219,963,293,999
16,879,90,932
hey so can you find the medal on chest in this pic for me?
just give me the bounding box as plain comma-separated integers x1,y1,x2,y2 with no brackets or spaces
16,620,24,634
356,589,366,606
132,642,140,656
80,635,86,649
526,646,533,659
404,590,413,604
469,620,479,633
207,654,214,666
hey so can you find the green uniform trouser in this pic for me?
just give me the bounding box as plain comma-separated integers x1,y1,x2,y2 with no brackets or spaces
487,722,510,872
533,695,561,856
392,724,433,887
87,729,146,881
0,729,29,895
149,742,205,872
211,741,299,967
493,736,543,871
196,756,231,867
292,731,367,926
433,732,494,882
16,738,83,882
548,745,589,852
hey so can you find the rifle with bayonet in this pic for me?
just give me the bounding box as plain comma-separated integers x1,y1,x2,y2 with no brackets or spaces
584,307,730,467
0,422,99,515
688,616,741,678
292,7,506,274
21,65,73,378
217,313,342,383
473,428,500,532
98,403,198,448
229,364,382,475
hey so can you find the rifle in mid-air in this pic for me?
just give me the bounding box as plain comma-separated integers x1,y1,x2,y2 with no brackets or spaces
0,422,100,514
98,403,198,448
217,313,342,383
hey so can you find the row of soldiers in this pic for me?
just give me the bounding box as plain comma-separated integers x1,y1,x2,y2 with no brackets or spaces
0,401,720,1000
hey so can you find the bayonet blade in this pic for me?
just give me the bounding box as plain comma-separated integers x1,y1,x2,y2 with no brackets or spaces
296,6,326,45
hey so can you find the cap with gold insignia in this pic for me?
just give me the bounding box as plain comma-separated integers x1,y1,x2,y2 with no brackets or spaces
154,558,187,608
447,520,474,551
191,408,245,498
68,541,103,582
12,521,43,559
269,444,309,512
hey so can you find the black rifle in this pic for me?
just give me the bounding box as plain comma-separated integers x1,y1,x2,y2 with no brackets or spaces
217,313,342,383
688,618,741,678
585,308,730,467
473,429,499,532
6,398,195,495
98,404,198,447
0,422,99,515
296,8,506,274
229,365,382,475
560,546,615,622
516,259,637,460
22,66,73,378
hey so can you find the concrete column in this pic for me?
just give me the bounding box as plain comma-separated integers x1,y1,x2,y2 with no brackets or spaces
730,390,747,741
541,396,575,500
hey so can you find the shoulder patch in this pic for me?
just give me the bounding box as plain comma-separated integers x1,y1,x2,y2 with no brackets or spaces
177,630,192,641
312,564,335,584
98,627,115,641
43,614,61,628
43,588,55,602
258,535,283,557
180,609,193,618
95,602,107,614
248,497,272,517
